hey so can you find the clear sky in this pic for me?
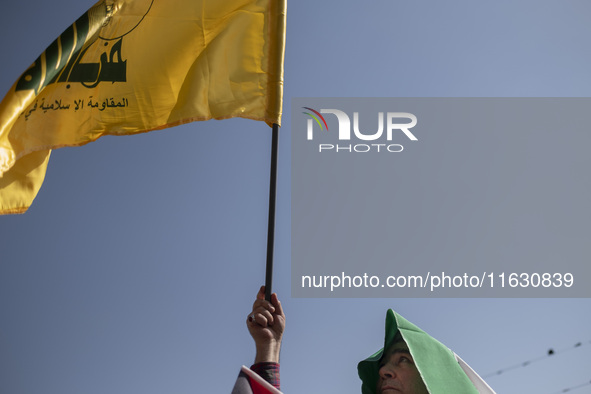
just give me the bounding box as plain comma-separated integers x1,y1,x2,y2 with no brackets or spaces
1,1,591,393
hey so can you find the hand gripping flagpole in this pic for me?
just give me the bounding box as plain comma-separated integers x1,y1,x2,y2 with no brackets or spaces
264,123,279,302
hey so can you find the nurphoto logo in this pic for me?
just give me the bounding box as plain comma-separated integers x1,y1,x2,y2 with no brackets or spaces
302,107,418,153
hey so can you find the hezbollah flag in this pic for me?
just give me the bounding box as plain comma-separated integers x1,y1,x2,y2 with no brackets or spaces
358,309,496,394
0,0,286,214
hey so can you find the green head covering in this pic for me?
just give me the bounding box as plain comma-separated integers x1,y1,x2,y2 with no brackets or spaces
357,309,480,394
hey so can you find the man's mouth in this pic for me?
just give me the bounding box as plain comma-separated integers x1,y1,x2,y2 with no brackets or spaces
380,385,401,393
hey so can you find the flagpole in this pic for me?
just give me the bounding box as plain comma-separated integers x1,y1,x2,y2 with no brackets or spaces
264,123,280,301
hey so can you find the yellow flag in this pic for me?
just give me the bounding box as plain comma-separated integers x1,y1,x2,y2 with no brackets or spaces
0,0,286,214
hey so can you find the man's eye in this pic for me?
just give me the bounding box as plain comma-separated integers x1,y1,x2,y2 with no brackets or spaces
398,356,412,364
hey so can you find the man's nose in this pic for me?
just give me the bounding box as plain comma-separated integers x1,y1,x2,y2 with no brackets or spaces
379,363,396,379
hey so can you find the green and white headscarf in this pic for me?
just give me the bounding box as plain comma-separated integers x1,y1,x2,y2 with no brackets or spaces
357,309,495,394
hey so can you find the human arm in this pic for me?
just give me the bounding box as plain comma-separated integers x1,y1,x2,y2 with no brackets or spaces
246,286,285,388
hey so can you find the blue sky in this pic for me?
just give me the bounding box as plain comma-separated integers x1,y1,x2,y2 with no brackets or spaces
1,1,591,393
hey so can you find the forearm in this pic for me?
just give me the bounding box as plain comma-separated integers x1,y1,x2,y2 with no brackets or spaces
254,340,281,364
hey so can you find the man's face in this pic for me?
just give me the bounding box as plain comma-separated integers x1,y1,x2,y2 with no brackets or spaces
376,341,429,394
